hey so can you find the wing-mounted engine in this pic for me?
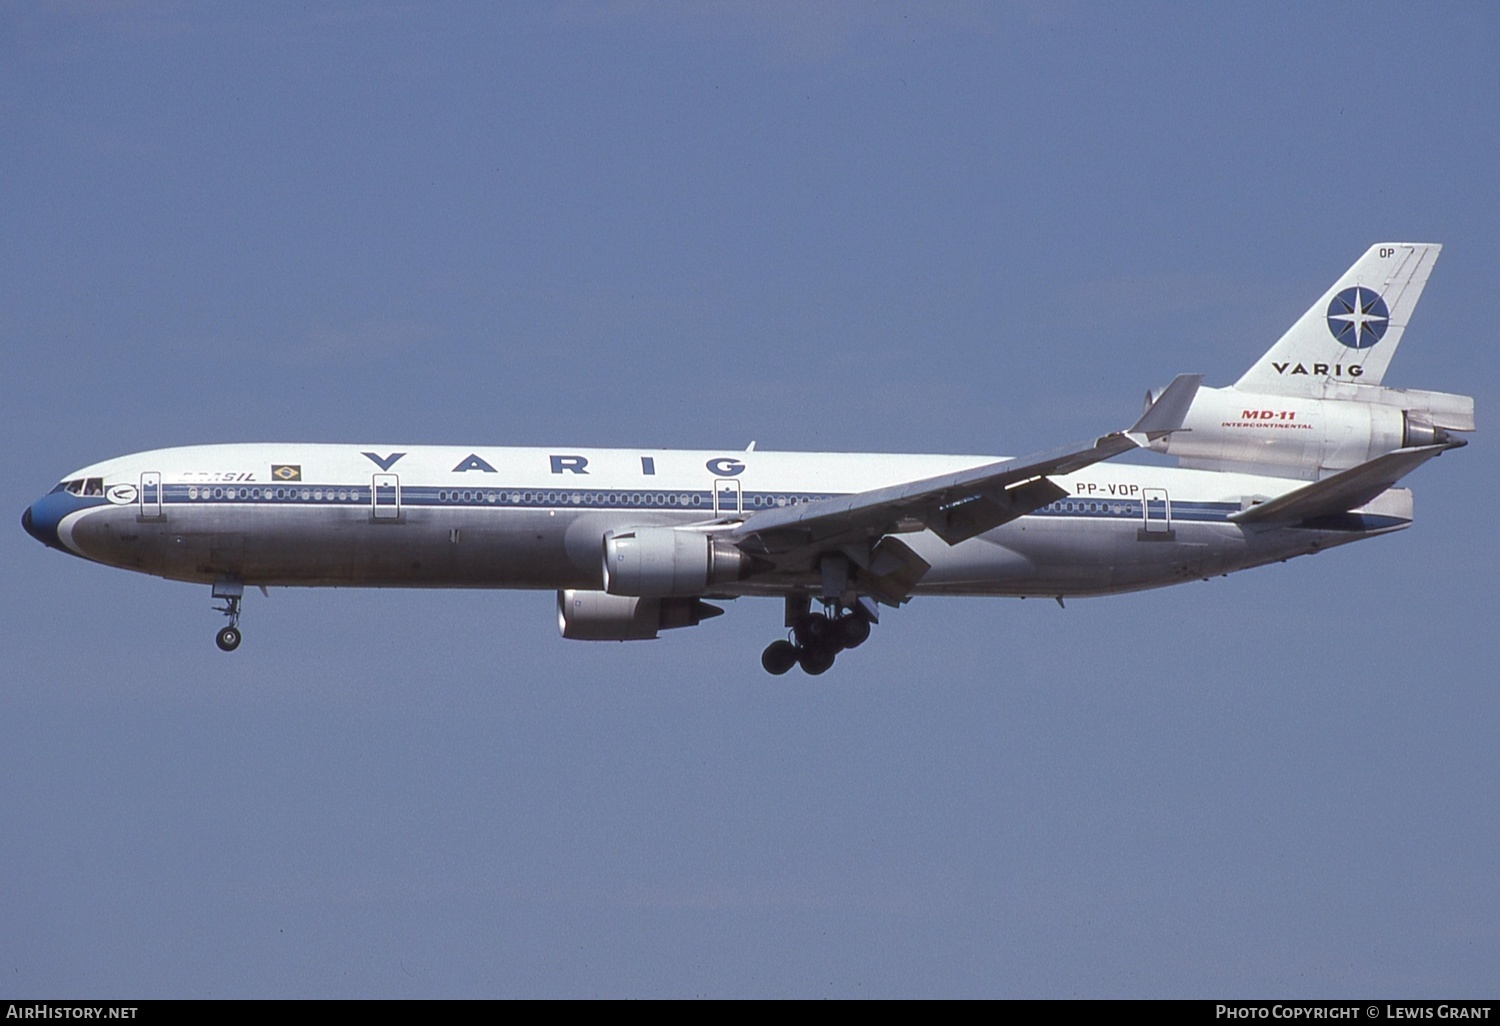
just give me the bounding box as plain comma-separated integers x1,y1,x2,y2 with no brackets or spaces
602,526,754,597
1146,384,1473,479
557,589,725,641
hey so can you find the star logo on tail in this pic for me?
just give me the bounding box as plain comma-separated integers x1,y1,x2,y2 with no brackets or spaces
1326,286,1389,349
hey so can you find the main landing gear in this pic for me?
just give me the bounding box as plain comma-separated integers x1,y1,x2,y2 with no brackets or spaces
212,579,244,652
761,597,875,676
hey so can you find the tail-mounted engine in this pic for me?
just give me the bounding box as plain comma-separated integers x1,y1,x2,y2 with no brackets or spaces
1146,384,1474,478
602,527,751,597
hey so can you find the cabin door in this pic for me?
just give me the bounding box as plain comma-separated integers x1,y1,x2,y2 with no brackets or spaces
713,479,742,517
371,474,401,520
139,471,163,519
1141,487,1173,537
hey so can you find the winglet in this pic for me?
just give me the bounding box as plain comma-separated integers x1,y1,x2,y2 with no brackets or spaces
1126,373,1201,445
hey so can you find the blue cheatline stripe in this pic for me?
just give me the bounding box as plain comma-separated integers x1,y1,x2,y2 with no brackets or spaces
158,482,841,513
59,482,1403,530
154,481,1247,524
1031,497,1240,522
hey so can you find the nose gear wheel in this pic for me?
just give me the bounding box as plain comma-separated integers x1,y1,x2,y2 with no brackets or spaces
211,579,245,653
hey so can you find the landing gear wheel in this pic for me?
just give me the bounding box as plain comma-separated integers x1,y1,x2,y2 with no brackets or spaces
212,581,245,653
761,639,799,676
798,644,836,676
837,615,871,649
796,612,832,647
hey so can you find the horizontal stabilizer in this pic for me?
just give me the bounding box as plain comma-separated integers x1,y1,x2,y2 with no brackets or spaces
1229,442,1461,526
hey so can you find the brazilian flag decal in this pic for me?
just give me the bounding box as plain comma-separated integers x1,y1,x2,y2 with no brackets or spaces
271,465,302,482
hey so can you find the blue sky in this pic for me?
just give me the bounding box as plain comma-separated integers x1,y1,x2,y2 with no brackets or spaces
3,2,1496,997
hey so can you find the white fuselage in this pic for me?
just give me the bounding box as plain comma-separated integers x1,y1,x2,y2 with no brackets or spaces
32,441,1411,600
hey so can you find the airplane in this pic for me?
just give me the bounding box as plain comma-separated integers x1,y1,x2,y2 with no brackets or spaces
22,243,1473,675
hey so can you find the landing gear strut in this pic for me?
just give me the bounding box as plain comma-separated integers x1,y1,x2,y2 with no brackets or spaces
761,596,876,676
212,579,244,652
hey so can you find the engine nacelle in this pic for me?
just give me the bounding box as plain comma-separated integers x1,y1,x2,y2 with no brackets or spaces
602,527,749,597
1147,384,1470,477
557,589,723,641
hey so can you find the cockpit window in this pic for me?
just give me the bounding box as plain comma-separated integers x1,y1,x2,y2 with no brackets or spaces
51,479,101,496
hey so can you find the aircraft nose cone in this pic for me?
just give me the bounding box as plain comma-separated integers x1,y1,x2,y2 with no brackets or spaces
21,495,67,549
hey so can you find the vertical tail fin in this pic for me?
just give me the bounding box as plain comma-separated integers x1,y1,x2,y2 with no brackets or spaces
1235,243,1440,396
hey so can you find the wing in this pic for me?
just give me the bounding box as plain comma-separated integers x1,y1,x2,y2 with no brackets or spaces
1228,441,1464,527
729,375,1201,598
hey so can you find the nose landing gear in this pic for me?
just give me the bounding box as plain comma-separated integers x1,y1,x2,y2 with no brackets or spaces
761,597,876,676
212,579,244,652
216,625,241,652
